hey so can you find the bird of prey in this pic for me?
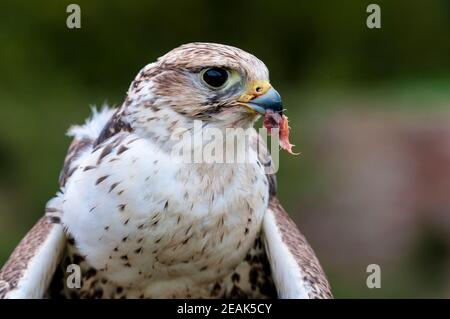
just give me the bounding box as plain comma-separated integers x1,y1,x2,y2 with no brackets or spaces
0,43,332,299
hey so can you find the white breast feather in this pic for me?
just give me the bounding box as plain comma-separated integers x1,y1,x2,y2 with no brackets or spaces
60,114,269,295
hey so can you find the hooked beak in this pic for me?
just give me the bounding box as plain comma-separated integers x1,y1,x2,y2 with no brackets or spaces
237,81,283,115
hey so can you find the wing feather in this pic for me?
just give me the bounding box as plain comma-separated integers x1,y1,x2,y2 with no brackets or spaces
252,128,332,298
0,107,118,299
0,216,65,299
262,197,332,298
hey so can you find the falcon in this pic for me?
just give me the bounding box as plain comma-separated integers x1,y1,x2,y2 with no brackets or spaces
0,43,332,299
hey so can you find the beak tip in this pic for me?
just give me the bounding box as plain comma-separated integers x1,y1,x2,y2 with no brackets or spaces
247,87,283,114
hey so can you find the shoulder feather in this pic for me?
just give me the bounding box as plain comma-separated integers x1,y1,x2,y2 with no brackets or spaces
59,106,116,186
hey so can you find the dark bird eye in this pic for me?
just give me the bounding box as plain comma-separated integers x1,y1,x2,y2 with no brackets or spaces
201,67,229,88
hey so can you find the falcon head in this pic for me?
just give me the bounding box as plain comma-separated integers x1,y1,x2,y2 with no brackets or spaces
122,43,283,134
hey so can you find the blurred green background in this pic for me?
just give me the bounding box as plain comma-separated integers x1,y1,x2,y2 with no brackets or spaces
1,0,449,298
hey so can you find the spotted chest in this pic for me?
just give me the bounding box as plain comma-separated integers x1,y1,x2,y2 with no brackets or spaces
48,233,277,299
60,132,269,294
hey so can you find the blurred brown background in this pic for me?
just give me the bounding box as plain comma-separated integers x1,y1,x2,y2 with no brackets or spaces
0,0,449,298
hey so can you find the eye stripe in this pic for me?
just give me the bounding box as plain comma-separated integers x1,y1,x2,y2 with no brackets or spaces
205,81,243,106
